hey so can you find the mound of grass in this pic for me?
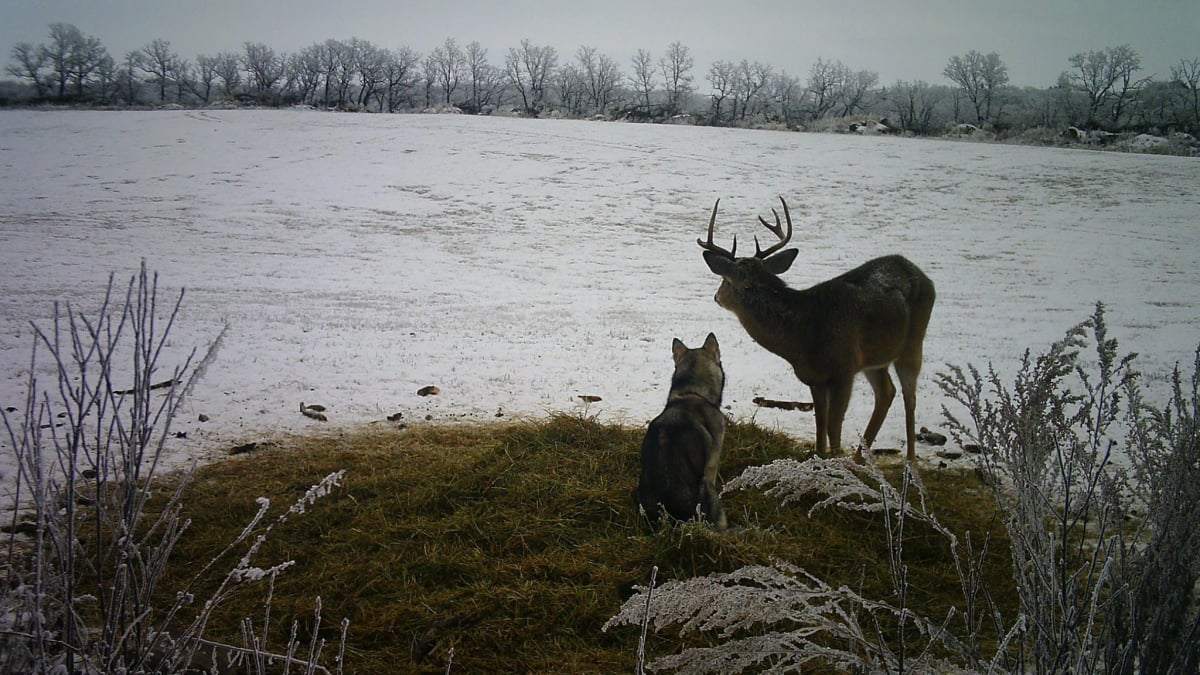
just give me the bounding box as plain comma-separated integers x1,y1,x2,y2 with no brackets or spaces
157,415,1013,673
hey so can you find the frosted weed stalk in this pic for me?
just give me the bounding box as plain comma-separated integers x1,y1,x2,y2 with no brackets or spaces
0,263,348,674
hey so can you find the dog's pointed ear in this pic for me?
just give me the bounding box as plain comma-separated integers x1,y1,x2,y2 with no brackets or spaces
702,332,720,358
672,337,687,361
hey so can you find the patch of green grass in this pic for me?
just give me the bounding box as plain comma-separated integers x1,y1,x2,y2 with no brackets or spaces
156,415,1014,673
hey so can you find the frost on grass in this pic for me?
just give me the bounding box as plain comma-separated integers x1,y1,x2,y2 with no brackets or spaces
228,471,345,586
721,455,929,520
290,470,346,516
607,456,984,673
606,560,969,674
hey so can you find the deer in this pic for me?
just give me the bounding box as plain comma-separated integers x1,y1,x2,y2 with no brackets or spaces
697,197,935,462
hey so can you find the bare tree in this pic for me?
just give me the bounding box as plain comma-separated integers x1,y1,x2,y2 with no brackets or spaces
660,42,694,115
311,40,342,107
1065,44,1148,128
505,39,557,115
242,41,284,103
383,46,422,112
171,58,193,102
114,51,142,104
732,59,772,121
464,41,502,112
836,67,879,117
92,53,119,104
594,52,624,112
1104,46,1148,127
889,80,943,134
429,37,465,105
421,53,437,108
805,58,845,120
556,63,585,115
630,48,655,109
706,59,736,125
6,42,49,98
769,70,803,127
1171,57,1200,133
213,51,242,99
331,40,359,107
944,50,1009,125
140,38,178,103
190,54,220,103
66,33,108,99
39,23,110,100
353,39,387,109
575,45,622,114
43,22,79,98
575,46,599,112
287,46,322,105
1052,70,1086,126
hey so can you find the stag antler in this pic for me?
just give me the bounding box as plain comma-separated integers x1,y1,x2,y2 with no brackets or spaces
753,196,794,258
697,199,737,259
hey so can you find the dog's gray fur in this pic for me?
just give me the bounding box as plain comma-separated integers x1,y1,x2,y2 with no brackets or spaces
636,333,727,531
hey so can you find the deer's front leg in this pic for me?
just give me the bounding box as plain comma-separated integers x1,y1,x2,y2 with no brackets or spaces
826,376,854,456
808,382,829,455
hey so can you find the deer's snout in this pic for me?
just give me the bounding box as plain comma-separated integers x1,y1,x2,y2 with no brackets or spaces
713,283,734,311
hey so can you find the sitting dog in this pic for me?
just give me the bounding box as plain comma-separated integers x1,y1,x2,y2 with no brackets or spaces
635,333,727,531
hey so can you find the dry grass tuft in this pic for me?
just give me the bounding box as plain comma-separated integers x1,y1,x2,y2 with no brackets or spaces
156,414,1013,673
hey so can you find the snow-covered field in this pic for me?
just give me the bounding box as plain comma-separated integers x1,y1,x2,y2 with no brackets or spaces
1,109,1198,498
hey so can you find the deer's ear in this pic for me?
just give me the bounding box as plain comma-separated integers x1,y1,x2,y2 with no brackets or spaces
703,250,737,277
762,249,798,275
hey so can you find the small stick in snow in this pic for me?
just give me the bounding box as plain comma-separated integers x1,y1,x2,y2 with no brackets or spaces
752,396,814,412
300,402,327,421
113,378,178,395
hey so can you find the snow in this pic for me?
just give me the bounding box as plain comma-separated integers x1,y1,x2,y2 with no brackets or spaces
1,109,1198,501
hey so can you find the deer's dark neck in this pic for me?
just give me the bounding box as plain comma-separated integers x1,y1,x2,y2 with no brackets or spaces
728,284,826,379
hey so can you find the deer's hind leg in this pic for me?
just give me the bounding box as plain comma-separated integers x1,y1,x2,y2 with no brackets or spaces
894,351,923,462
861,367,897,454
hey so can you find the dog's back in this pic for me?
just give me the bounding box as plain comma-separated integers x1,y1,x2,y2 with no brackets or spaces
636,333,727,531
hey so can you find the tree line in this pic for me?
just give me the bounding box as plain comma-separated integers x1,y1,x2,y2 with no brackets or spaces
4,22,1199,137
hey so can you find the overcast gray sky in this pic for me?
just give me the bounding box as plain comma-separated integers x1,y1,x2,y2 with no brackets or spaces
2,0,1197,88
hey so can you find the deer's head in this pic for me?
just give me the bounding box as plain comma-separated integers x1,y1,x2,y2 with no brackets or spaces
698,197,799,311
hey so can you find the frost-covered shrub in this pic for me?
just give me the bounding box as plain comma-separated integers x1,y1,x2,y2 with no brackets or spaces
939,302,1200,674
1,264,347,674
1120,133,1197,156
